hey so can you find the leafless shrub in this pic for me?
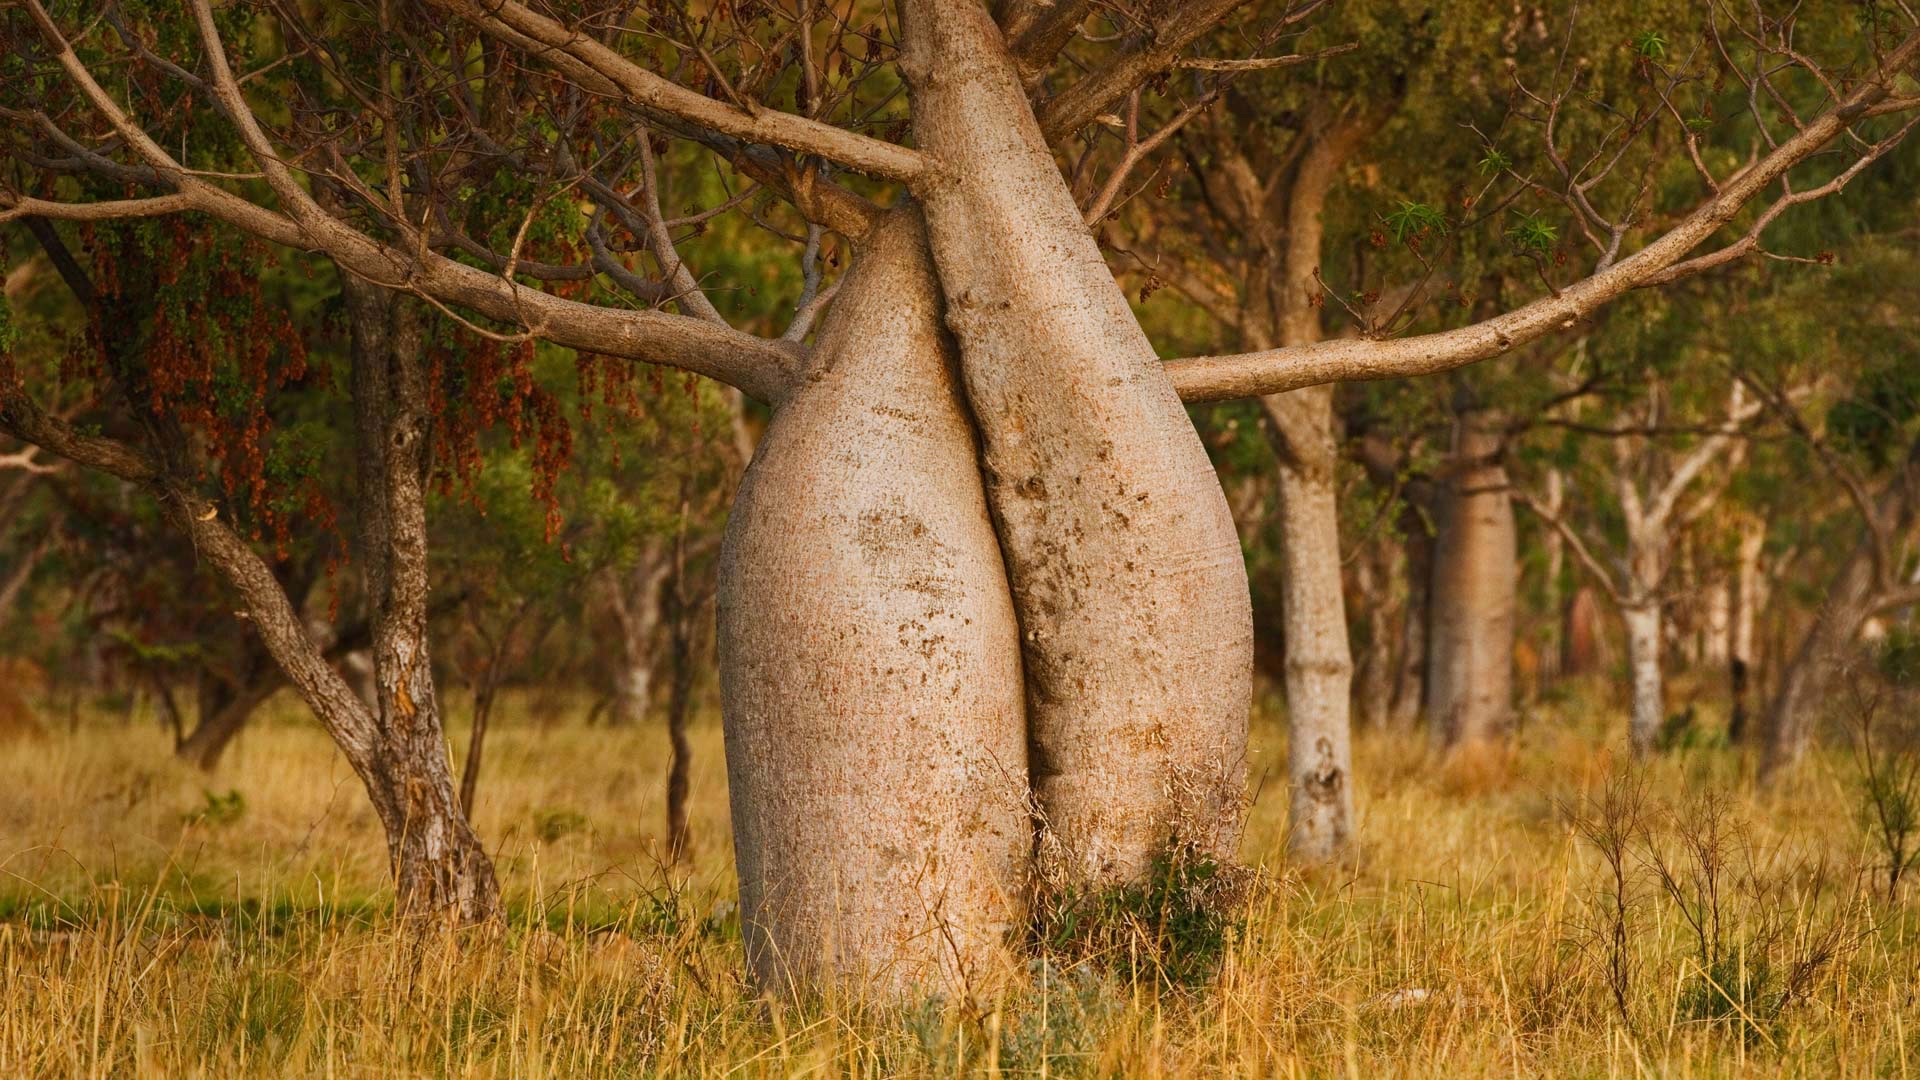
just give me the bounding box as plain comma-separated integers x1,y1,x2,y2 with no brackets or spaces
1564,771,1863,1044
1838,674,1920,904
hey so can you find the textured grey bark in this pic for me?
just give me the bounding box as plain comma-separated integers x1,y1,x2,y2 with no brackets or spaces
899,0,1250,883
1425,404,1516,750
1,222,496,922
717,210,1028,994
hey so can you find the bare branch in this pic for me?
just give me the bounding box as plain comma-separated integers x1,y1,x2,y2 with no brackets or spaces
1514,485,1625,606
1165,31,1920,402
18,0,807,404
431,0,927,183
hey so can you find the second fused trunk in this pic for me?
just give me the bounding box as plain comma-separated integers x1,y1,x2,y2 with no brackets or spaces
899,0,1252,884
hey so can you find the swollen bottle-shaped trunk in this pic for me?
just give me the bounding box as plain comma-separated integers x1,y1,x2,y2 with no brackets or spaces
716,210,1028,995
1426,405,1516,751
898,0,1251,883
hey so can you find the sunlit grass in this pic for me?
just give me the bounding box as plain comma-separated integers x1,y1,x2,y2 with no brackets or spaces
1,681,1914,1077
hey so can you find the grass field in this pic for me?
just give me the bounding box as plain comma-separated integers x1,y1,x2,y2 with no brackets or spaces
2,683,1916,1077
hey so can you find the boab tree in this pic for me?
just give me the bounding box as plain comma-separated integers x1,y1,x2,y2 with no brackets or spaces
5,0,1916,992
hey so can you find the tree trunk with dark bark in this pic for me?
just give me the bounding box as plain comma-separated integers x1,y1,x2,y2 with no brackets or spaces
664,511,699,866
1351,542,1396,732
1389,502,1432,731
342,277,499,923
175,676,279,770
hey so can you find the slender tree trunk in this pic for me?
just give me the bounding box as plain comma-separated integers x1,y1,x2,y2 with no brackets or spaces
1728,520,1764,742
1702,580,1732,668
1564,585,1604,676
1760,537,1877,781
1621,601,1665,756
1266,387,1354,862
459,681,496,819
1257,110,1385,863
664,514,697,866
1538,467,1566,684
1351,542,1395,731
1671,541,1702,669
4,218,496,921
717,210,1027,994
1619,515,1674,757
175,677,279,770
342,277,499,922
606,543,671,726
613,657,653,727
1425,403,1516,750
1389,508,1431,730
899,3,1251,882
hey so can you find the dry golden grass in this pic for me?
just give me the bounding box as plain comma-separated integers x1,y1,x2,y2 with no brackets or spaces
2,686,1915,1078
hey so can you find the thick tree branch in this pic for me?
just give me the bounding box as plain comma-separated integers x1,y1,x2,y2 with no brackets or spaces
1004,0,1095,87
1165,32,1920,402
1036,0,1330,142
16,0,807,404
